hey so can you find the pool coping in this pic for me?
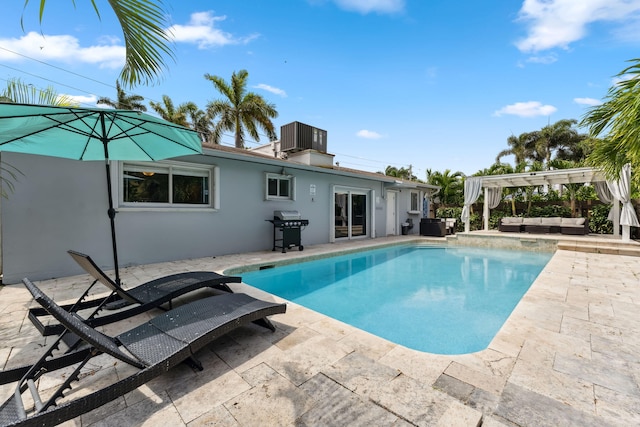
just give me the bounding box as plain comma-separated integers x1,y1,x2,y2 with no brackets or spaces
1,235,638,425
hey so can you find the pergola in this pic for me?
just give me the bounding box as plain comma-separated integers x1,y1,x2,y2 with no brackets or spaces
462,166,639,241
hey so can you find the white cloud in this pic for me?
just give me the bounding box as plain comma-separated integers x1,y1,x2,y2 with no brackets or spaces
356,129,383,139
61,94,99,106
515,0,640,52
333,0,404,14
493,101,557,117
574,97,602,106
254,84,287,97
0,31,125,68
612,73,640,86
168,11,258,48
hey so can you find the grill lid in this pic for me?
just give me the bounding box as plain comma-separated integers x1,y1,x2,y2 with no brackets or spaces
274,210,301,220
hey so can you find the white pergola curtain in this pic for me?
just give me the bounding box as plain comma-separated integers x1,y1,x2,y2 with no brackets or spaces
487,187,503,209
481,187,503,231
462,177,482,232
607,164,639,240
594,181,613,219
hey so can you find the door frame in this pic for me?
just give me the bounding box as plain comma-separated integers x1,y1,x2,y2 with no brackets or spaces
330,185,375,242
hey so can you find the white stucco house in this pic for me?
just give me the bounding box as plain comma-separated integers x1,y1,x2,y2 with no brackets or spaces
0,121,439,283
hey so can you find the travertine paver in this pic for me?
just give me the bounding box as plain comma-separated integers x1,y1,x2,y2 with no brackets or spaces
1,235,639,426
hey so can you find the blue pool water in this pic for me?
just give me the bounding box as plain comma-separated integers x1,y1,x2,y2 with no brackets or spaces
242,245,552,354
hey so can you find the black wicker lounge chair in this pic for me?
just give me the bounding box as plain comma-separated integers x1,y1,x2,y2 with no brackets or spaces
28,250,242,337
0,278,286,427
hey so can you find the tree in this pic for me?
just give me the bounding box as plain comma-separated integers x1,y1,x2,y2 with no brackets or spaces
529,119,585,169
496,132,536,165
549,159,584,217
184,104,215,144
205,70,278,148
24,0,174,87
1,78,75,198
97,81,147,111
426,169,464,206
496,121,587,169
581,59,640,180
149,95,191,126
384,165,416,180
1,78,77,106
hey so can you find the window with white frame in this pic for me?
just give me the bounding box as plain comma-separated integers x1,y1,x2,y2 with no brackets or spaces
409,190,421,213
266,173,295,200
121,162,215,208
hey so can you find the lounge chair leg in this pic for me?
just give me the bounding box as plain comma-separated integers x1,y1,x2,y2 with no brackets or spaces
185,356,203,371
252,317,277,332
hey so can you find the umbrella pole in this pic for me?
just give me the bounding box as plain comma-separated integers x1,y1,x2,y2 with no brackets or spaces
105,160,121,286
100,112,121,286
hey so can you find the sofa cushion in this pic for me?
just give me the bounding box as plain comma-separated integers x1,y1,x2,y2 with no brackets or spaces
522,217,541,225
501,217,522,225
541,217,562,226
561,217,586,226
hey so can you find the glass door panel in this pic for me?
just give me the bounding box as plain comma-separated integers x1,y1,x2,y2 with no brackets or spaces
351,193,366,237
334,192,349,238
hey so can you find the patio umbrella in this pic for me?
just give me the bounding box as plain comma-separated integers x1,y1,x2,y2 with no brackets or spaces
0,103,203,284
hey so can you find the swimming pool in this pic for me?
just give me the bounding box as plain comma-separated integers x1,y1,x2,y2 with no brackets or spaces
241,245,552,354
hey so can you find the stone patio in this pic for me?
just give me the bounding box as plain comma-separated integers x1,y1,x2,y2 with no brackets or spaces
1,235,639,426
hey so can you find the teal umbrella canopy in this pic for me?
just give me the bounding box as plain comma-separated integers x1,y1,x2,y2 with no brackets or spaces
0,103,203,284
0,103,202,160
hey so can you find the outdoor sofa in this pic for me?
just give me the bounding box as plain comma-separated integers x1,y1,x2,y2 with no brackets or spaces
498,217,589,235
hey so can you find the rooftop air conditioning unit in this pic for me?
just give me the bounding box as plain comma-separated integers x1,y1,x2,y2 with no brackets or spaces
280,121,327,153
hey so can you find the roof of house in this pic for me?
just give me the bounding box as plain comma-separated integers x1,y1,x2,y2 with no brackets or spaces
201,143,440,192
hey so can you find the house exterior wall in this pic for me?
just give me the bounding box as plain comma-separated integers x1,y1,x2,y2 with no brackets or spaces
0,151,407,284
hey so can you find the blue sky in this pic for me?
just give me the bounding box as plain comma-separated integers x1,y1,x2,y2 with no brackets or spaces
1,1,639,177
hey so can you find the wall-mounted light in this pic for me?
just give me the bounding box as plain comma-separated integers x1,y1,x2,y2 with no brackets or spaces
142,171,155,177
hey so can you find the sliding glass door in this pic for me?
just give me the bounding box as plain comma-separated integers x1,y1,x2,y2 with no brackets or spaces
334,189,368,239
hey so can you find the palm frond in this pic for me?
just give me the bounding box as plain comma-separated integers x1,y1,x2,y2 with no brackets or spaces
108,0,175,87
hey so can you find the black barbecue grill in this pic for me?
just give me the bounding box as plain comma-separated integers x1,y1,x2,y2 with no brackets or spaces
268,210,309,253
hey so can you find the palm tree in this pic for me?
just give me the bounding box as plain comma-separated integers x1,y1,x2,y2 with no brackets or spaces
549,159,584,217
97,81,147,111
1,78,75,198
184,104,215,144
523,160,545,214
529,119,584,169
25,0,174,87
475,162,517,214
205,70,278,148
496,132,536,165
581,59,640,180
149,95,191,126
384,165,416,180
427,169,464,206
1,78,77,106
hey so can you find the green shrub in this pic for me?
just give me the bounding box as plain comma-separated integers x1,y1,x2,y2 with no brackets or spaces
436,207,468,232
528,205,572,218
589,204,613,234
575,185,597,201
